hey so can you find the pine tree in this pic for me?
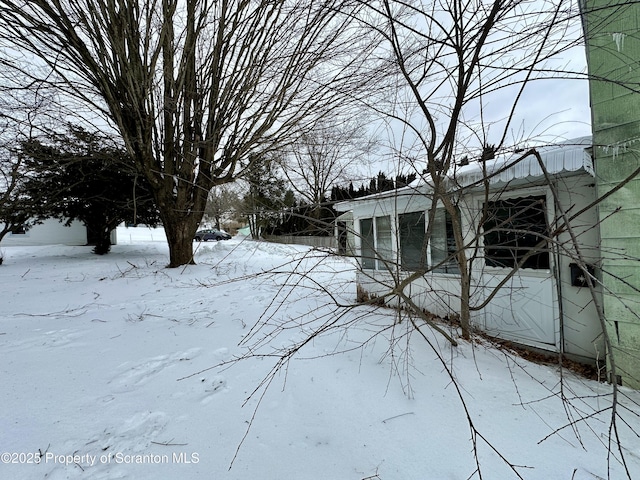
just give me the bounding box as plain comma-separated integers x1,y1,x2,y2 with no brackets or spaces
21,126,160,254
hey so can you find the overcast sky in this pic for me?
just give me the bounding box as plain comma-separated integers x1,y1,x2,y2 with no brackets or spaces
364,36,592,179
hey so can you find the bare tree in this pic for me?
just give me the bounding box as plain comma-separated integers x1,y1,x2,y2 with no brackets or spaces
182,1,638,478
281,118,377,217
318,0,638,476
204,185,240,232
0,83,56,251
0,0,371,266
351,0,588,338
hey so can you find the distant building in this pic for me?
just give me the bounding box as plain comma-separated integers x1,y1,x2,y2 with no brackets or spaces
2,219,87,247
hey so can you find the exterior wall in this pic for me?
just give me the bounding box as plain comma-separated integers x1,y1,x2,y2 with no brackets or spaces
470,178,603,360
356,270,463,317
2,219,87,246
348,189,465,316
584,0,640,386
555,176,604,361
343,173,603,361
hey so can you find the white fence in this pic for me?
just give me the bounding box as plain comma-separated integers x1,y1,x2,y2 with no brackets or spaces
264,235,337,249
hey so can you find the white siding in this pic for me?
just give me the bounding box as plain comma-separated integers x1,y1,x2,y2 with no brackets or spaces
347,172,603,362
2,219,87,246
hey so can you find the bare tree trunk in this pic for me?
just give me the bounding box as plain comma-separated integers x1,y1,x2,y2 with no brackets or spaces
163,216,197,266
457,250,472,340
0,0,370,267
93,226,113,255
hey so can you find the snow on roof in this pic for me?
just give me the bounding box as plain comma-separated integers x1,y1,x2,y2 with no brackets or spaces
453,136,593,188
334,137,593,211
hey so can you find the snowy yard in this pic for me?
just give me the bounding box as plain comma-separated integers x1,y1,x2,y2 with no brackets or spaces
1,227,639,480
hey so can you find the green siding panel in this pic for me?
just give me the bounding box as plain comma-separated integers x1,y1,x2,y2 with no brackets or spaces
585,0,640,388
593,98,640,129
600,237,640,259
596,154,640,181
602,267,640,295
598,209,640,240
610,346,640,386
602,294,640,326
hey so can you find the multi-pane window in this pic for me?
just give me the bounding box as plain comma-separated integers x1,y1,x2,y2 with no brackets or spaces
359,218,376,269
399,209,458,273
483,195,550,269
361,210,458,273
399,211,427,271
375,216,393,270
360,216,393,270
430,209,459,273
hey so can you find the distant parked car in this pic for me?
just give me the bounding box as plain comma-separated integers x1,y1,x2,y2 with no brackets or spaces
194,229,231,242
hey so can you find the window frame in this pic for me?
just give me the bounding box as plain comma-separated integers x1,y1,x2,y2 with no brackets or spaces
398,211,427,272
359,217,376,270
482,194,551,271
429,208,460,274
374,215,393,271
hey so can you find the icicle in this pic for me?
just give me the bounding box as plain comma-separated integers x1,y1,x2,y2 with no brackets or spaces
601,138,640,160
612,33,626,52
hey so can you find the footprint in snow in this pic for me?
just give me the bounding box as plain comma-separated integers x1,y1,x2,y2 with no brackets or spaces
108,347,202,392
200,375,229,404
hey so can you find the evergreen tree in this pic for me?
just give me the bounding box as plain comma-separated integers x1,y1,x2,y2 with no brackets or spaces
21,126,160,254
241,155,289,239
0,149,39,248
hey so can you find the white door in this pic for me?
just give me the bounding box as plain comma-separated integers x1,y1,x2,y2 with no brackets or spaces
475,192,559,350
480,271,558,348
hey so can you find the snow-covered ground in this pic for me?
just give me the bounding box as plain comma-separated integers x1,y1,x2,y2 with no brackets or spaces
1,226,639,480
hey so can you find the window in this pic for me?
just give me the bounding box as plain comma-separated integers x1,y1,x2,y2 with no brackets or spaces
430,209,459,273
399,211,426,271
483,195,550,269
360,218,375,269
360,216,393,270
375,216,393,270
361,210,458,273
337,221,348,255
